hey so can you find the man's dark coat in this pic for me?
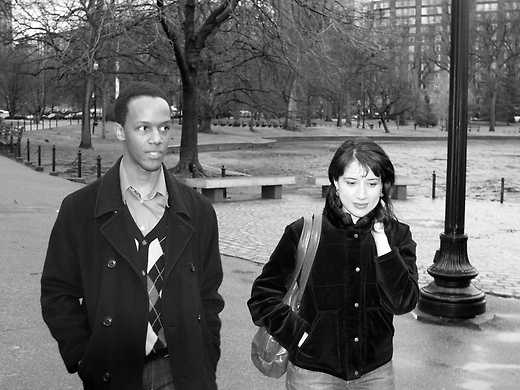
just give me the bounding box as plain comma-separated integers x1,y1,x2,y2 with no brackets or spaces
41,160,224,390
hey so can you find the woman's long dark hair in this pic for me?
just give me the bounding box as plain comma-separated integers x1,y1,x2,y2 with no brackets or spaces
325,138,396,226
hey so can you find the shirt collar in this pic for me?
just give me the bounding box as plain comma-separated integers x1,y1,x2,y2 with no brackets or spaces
119,157,169,207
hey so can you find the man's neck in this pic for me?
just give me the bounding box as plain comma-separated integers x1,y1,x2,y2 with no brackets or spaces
121,156,162,195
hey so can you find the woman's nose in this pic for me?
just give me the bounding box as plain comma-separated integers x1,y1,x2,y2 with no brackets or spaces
356,184,367,198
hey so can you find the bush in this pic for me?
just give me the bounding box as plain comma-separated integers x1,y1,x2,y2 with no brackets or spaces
414,107,438,127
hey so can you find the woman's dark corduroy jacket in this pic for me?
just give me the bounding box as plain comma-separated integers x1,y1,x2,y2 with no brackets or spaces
248,212,418,381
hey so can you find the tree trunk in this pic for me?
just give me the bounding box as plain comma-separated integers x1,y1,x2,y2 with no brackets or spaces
101,80,110,139
197,61,214,134
336,101,342,127
171,79,203,177
381,117,390,133
285,74,299,131
305,94,312,127
489,89,496,132
80,75,93,149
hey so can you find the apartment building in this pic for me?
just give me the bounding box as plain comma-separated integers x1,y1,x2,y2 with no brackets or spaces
355,0,520,119
0,0,11,45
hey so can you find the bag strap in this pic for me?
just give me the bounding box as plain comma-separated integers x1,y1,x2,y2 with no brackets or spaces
294,214,322,310
283,216,312,307
294,216,312,279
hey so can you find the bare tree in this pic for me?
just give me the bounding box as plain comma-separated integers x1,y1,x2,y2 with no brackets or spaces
472,7,520,131
156,0,239,176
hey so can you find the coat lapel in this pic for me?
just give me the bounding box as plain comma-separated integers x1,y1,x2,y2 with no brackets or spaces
100,211,142,275
163,170,194,280
94,159,195,280
95,158,141,275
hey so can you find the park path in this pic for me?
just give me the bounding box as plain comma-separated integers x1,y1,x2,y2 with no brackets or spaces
1,124,520,389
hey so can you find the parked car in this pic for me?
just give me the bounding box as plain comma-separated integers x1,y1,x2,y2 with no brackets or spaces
0,109,9,119
65,111,82,119
43,112,65,119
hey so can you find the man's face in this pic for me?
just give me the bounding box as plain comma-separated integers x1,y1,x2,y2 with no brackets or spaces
116,95,171,173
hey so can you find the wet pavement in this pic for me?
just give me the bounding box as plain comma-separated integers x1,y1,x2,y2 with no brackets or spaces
213,191,520,299
2,124,520,389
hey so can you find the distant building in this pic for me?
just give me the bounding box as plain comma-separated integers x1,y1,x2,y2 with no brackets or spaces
352,0,520,121
0,0,12,45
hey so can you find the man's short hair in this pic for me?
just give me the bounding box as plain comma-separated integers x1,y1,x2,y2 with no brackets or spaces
113,81,170,126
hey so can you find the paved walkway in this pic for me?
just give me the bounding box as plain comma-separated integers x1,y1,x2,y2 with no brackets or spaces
1,150,520,389
213,191,520,299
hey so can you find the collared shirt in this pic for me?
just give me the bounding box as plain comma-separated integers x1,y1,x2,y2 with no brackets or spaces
119,158,169,237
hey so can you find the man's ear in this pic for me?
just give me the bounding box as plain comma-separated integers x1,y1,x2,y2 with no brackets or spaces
114,123,126,141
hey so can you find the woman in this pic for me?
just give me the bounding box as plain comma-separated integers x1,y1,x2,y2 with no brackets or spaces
248,139,418,389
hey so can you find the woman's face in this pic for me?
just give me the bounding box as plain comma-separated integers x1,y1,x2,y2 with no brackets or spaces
334,158,382,223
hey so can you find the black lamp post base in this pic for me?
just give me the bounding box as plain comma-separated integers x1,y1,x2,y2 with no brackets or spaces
418,281,486,319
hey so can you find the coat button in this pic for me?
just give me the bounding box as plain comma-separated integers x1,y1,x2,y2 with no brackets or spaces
107,259,117,268
102,316,113,327
190,263,196,272
197,314,201,321
355,267,360,273
142,239,148,246
102,371,111,382
354,302,359,308
354,370,359,376
141,269,146,277
354,337,359,342
353,233,359,238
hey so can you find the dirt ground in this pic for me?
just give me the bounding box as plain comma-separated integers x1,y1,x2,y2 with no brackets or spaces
7,121,520,203
200,138,520,203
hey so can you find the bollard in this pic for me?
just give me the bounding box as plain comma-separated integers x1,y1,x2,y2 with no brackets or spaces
221,165,227,198
26,138,30,162
52,144,56,172
77,150,82,178
500,178,504,204
17,136,21,158
9,134,13,154
432,171,436,199
97,155,102,178
38,145,41,167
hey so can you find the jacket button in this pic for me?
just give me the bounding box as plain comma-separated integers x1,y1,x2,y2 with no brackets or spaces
142,239,148,246
354,337,359,343
354,370,359,376
355,267,360,273
141,269,146,277
197,314,201,321
190,263,196,272
107,259,117,268
102,316,113,327
353,233,359,238
354,302,359,308
102,371,111,382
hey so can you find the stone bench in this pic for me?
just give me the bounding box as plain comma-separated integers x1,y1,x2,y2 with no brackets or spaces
315,176,419,200
0,126,24,152
181,175,296,202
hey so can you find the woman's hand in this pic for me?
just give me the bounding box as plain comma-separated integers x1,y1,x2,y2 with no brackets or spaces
371,221,391,256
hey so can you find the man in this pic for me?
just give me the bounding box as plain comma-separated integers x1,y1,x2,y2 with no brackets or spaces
41,82,224,390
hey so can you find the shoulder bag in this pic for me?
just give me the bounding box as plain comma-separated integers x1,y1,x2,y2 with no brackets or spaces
250,213,322,378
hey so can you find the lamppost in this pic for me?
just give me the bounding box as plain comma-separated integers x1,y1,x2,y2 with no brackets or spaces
418,0,486,319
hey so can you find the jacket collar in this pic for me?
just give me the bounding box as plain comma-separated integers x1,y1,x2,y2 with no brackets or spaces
95,157,191,221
